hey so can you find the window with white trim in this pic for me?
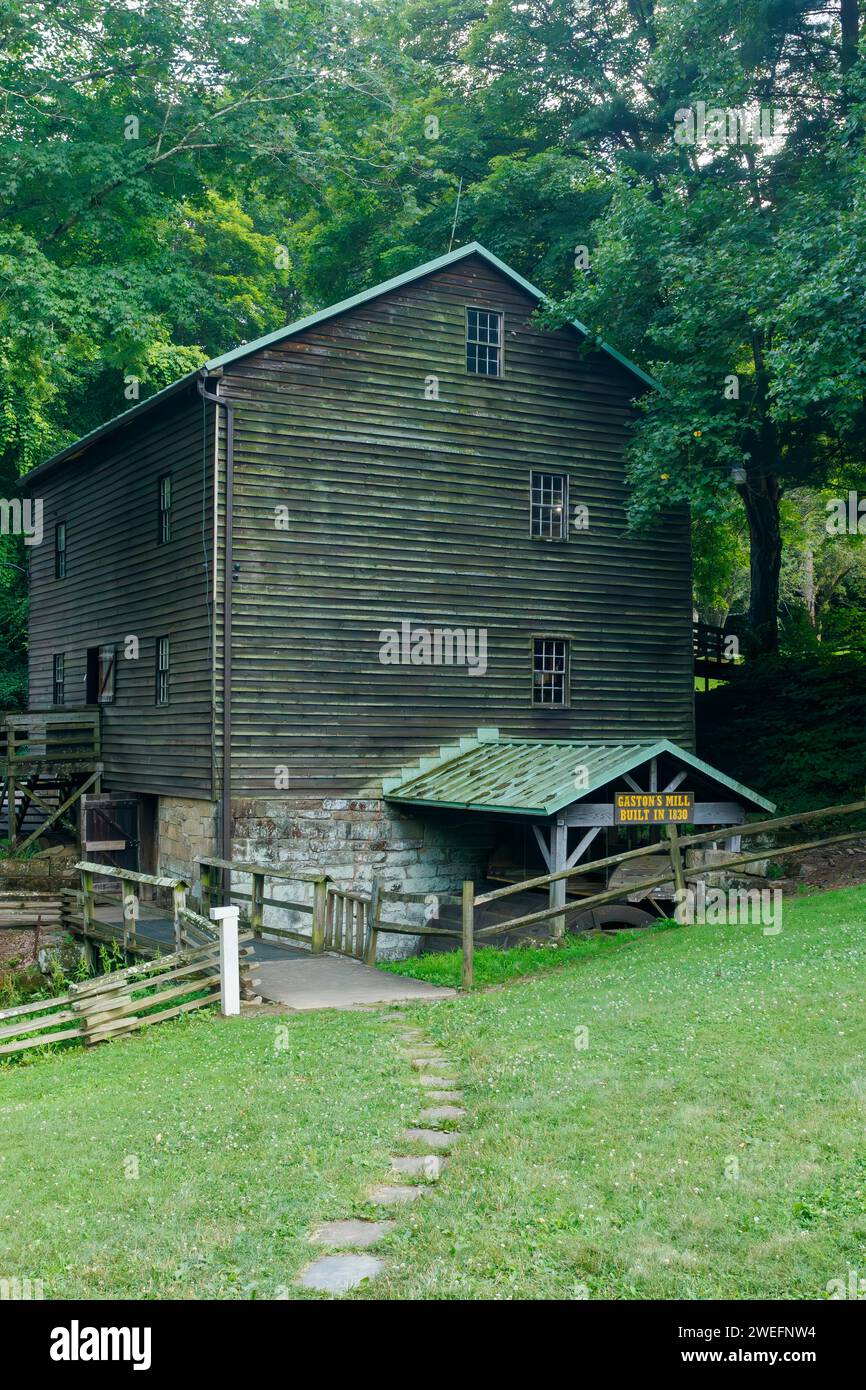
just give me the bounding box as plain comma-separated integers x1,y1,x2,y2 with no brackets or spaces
532,638,569,706
155,636,170,705
52,653,65,706
466,308,502,376
158,474,171,545
530,471,568,539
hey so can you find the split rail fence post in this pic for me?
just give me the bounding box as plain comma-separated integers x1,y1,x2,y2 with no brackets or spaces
123,879,139,955
250,871,265,939
461,879,475,991
200,861,214,918
79,865,96,972
363,877,381,965
666,823,687,903
311,875,328,955
172,880,188,952
211,904,241,1016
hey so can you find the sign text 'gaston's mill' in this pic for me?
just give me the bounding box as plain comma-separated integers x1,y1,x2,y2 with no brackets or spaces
614,791,694,824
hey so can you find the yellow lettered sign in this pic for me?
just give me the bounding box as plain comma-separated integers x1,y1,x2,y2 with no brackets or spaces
613,791,694,825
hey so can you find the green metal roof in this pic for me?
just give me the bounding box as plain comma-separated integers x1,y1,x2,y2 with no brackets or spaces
24,241,657,485
382,728,775,816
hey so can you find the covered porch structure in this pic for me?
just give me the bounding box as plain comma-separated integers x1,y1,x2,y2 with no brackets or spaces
383,729,776,933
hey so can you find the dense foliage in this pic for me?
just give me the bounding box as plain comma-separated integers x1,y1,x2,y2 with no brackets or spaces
1,0,864,690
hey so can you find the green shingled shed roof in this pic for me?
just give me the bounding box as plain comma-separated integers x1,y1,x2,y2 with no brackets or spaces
382,729,775,817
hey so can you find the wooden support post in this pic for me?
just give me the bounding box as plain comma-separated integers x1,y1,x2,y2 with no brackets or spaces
211,905,241,1017
549,815,568,938
7,727,15,846
79,866,97,973
666,823,687,900
311,875,328,955
363,877,381,965
461,879,475,991
200,861,214,918
123,879,140,956
171,880,188,952
250,871,264,939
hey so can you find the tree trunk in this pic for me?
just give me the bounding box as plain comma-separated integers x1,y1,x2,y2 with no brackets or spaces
841,0,861,73
802,548,816,627
738,471,782,653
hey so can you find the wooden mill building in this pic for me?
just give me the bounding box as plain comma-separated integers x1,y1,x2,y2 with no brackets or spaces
20,243,773,945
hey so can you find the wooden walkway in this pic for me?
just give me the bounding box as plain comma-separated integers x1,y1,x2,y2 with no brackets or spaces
88,903,452,1010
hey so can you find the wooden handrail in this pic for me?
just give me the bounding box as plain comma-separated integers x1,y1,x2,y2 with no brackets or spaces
74,860,187,890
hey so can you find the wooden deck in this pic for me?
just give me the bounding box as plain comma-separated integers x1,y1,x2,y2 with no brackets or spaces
0,709,101,849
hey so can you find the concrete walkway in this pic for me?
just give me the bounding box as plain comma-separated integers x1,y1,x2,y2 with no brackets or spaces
252,952,454,1011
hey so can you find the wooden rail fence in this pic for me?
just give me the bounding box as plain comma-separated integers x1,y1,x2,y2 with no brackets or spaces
0,932,254,1058
454,795,866,988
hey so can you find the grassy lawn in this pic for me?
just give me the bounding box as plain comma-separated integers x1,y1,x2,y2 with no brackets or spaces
380,921,676,990
362,885,866,1299
0,1008,416,1299
3,884,864,1300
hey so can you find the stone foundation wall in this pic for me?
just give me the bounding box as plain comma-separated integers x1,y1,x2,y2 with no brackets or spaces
157,797,218,884
231,797,493,960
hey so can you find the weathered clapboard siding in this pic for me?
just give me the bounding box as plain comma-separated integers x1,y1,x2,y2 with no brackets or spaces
26,389,216,798
221,254,693,795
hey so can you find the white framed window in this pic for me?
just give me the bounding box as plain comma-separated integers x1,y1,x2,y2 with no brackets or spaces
158,474,171,545
55,522,67,579
52,653,65,706
466,308,503,376
532,637,569,706
530,471,568,539
155,636,170,705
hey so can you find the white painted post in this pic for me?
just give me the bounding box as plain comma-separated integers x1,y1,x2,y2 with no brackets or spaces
211,904,240,1017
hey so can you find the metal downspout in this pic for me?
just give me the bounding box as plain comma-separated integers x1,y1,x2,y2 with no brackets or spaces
197,370,234,863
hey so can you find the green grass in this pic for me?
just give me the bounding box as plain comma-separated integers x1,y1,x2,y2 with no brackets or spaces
360,885,866,1299
380,922,677,990
0,1007,416,1299
4,885,865,1300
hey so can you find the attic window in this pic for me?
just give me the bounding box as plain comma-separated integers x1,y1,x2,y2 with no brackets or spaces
532,638,569,706
530,471,568,539
466,309,502,376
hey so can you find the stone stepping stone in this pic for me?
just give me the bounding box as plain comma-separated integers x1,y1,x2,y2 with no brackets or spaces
402,1126,457,1149
417,1074,456,1089
297,1253,384,1294
367,1183,429,1206
310,1219,395,1249
391,1154,447,1179
411,1057,454,1070
419,1105,466,1123
399,1030,425,1042
425,1090,463,1103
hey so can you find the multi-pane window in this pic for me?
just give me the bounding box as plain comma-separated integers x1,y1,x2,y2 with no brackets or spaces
466,308,502,376
530,471,568,539
532,638,569,706
158,474,171,545
52,653,65,706
155,636,170,705
54,522,67,578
